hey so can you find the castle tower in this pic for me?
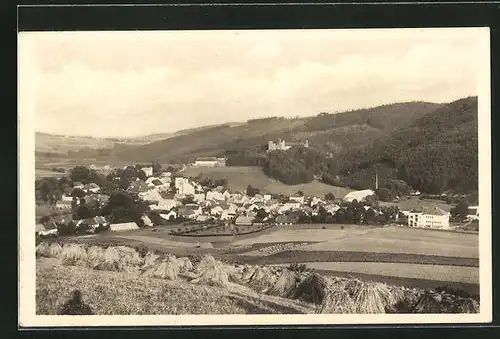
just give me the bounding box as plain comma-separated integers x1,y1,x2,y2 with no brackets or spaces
268,141,274,151
375,170,379,190
304,139,309,148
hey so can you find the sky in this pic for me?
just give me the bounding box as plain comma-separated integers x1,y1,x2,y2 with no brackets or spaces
19,28,486,138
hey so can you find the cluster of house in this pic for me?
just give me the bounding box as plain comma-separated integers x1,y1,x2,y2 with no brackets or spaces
37,163,479,237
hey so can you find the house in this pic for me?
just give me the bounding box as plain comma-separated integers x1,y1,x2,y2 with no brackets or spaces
83,183,100,193
289,195,305,204
56,196,73,211
142,215,153,227
196,215,211,222
210,206,224,216
178,207,197,219
128,180,148,194
343,189,375,203
275,213,298,225
36,224,46,234
73,181,84,189
141,166,153,177
407,207,450,229
222,190,231,200
206,191,224,201
110,222,140,232
263,194,271,201
193,193,206,203
160,210,177,221
467,206,480,221
175,178,195,195
76,216,110,233
235,215,253,226
310,197,325,207
193,157,226,167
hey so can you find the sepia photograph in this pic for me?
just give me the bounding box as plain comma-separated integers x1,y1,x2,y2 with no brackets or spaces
18,27,491,326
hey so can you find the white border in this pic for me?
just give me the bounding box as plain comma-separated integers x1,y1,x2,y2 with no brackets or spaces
18,27,492,327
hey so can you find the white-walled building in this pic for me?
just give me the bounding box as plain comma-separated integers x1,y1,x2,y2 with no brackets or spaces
467,206,480,221
407,207,450,229
141,166,153,177
175,177,195,195
343,189,375,203
193,157,226,167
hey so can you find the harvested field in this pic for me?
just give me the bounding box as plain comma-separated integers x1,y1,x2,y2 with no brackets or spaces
276,262,479,285
36,257,314,315
234,226,478,259
238,251,478,267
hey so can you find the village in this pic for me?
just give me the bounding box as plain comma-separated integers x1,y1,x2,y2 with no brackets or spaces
35,158,479,239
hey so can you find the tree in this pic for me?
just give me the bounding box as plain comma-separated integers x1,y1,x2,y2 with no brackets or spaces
71,188,86,198
181,196,195,205
296,190,304,197
256,208,268,221
451,201,469,221
246,185,260,197
325,193,336,201
152,161,162,176
70,166,90,183
376,187,394,202
365,208,377,225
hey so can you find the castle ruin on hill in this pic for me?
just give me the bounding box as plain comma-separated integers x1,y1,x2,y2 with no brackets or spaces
267,139,309,152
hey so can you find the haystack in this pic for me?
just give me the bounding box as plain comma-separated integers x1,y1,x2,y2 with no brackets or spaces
291,273,331,304
241,265,257,281
36,242,51,258
95,246,122,271
199,242,214,249
266,269,298,297
86,246,105,269
191,255,229,287
141,251,161,270
413,292,455,313
148,260,179,280
451,297,480,314
116,246,143,267
317,290,356,314
352,282,390,314
60,244,87,266
176,257,193,273
246,267,276,291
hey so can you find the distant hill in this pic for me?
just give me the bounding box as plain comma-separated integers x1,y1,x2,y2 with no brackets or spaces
99,101,442,163
336,96,478,193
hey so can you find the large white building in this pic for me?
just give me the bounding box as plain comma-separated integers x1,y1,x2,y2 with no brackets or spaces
407,207,450,229
343,189,375,203
193,157,226,167
175,177,195,195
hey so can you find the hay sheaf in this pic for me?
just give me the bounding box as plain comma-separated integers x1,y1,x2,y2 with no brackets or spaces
86,246,106,269
36,242,54,258
176,257,194,273
94,246,122,271
241,265,257,281
291,273,331,304
141,251,161,270
451,297,480,314
246,267,276,291
60,244,88,266
266,269,299,297
116,246,143,267
317,290,356,314
191,255,229,287
148,260,179,280
413,291,478,314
